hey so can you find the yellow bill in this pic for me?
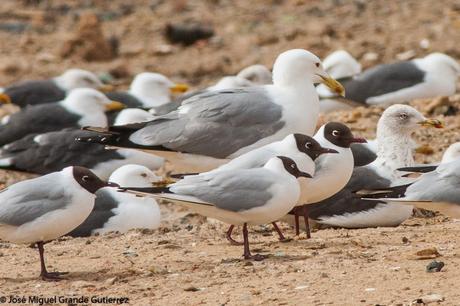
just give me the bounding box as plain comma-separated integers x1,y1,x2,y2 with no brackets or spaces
318,75,345,97
0,93,12,104
104,101,125,111
417,118,444,129
169,83,189,94
98,84,114,93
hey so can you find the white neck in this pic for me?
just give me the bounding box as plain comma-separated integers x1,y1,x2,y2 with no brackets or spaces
375,127,415,172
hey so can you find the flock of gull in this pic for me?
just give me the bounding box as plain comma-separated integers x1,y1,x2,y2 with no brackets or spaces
0,48,459,280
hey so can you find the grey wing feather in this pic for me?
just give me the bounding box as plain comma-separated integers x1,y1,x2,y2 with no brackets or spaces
0,173,71,226
170,169,275,212
341,61,425,103
129,88,285,158
5,80,66,107
0,104,80,146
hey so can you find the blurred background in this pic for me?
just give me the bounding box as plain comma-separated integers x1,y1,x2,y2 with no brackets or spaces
1,0,459,89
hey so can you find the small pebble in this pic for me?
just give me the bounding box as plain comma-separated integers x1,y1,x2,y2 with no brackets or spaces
426,260,444,273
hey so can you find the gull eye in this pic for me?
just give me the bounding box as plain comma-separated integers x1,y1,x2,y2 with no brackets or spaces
141,173,147,178
305,142,311,149
332,130,339,137
315,62,320,68
399,113,408,120
82,175,90,182
291,164,295,169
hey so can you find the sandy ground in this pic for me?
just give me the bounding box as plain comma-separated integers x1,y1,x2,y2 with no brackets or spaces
1,0,460,305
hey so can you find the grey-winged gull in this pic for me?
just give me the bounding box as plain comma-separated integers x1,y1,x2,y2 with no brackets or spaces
78,49,345,173
0,88,124,146
0,128,164,179
0,166,115,280
305,105,443,229
322,53,460,107
120,156,311,260
173,133,338,244
69,165,161,237
0,69,111,108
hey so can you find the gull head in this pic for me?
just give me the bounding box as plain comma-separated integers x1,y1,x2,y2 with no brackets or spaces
210,76,253,90
264,156,312,179
68,166,116,194
272,49,345,96
441,142,460,164
130,72,188,106
291,133,338,160
114,108,155,126
108,164,161,188
377,104,443,138
322,50,362,79
62,88,125,113
54,68,109,92
316,122,366,149
236,64,272,85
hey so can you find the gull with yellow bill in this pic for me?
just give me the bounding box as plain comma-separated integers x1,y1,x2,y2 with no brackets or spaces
78,49,345,173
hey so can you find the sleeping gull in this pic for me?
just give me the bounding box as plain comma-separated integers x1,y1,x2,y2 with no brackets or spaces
324,53,460,107
0,166,115,280
69,165,161,237
305,105,443,229
78,49,345,173
0,88,124,146
120,156,311,260
113,108,155,126
0,69,111,108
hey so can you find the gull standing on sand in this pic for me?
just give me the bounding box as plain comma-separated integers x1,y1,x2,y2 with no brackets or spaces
0,167,115,280
78,49,345,173
121,156,311,260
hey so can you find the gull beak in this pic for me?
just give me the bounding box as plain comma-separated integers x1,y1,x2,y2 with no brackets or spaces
169,83,189,94
417,118,444,129
299,171,313,179
320,147,339,154
0,93,12,104
350,137,367,144
107,181,120,188
98,84,114,93
317,73,345,97
104,100,125,111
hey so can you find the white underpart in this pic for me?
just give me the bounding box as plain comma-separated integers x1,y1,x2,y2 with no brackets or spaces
128,72,175,107
156,157,301,225
0,167,95,244
367,53,459,106
60,88,111,127
299,126,354,204
316,202,413,228
114,108,155,126
92,165,161,234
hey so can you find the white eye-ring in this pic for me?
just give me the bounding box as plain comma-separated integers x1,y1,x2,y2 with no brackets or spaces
291,164,295,169
399,113,408,120
332,130,339,137
82,175,89,182
305,142,311,149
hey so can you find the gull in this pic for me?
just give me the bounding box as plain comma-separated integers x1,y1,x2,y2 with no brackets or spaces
305,105,443,228
69,165,161,237
120,156,311,260
0,68,111,107
323,53,460,107
0,166,115,280
78,49,345,173
173,133,338,244
0,88,124,146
